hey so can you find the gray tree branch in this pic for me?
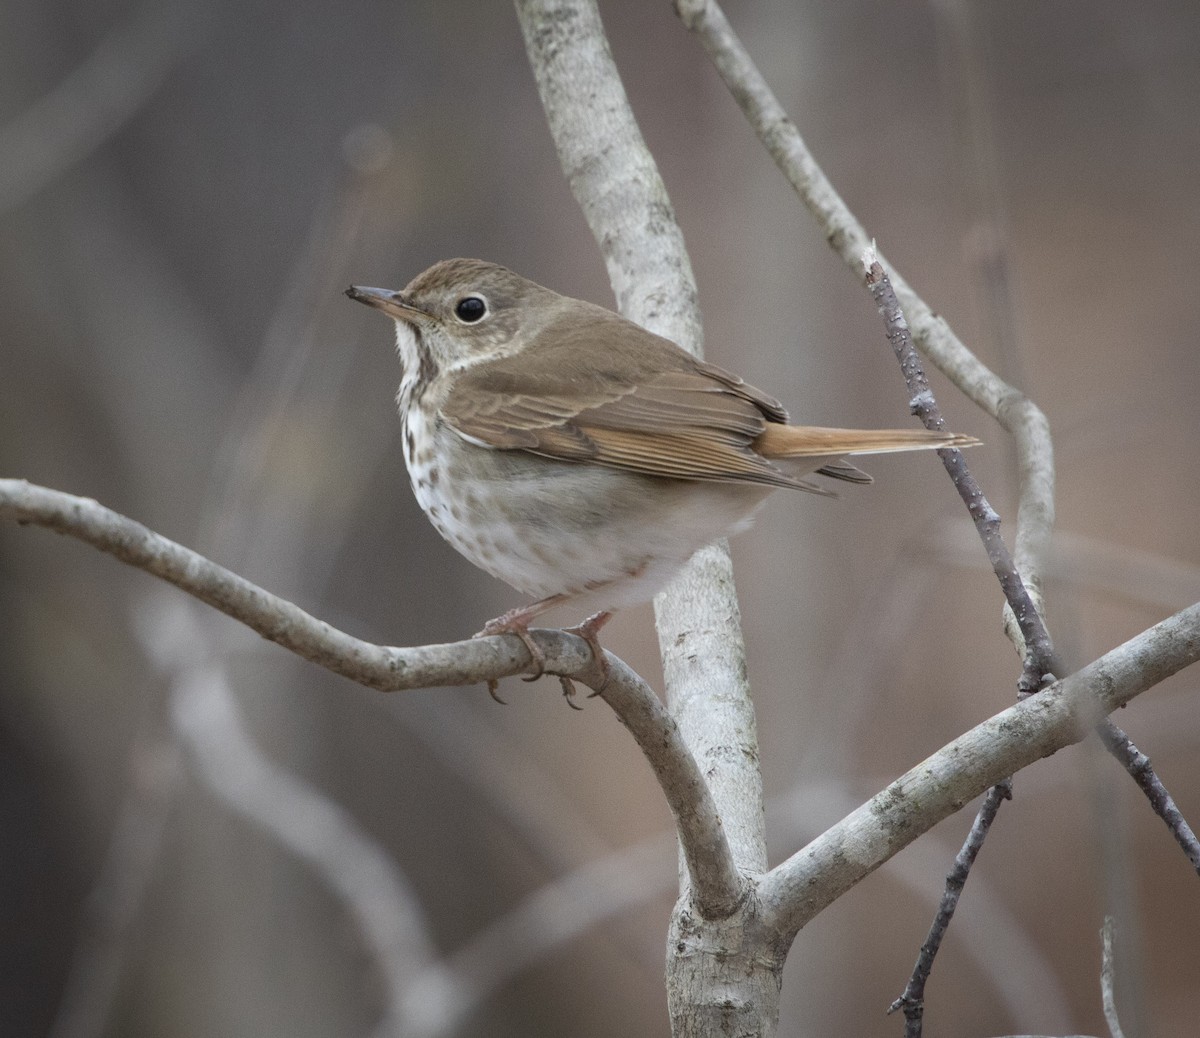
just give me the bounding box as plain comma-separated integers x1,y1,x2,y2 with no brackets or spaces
0,478,736,921
756,601,1200,941
674,0,1055,647
514,0,754,920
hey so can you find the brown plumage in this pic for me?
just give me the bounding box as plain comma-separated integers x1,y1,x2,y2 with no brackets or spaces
439,301,971,492
347,259,978,690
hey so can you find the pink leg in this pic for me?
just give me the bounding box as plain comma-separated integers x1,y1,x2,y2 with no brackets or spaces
560,610,613,700
475,595,616,705
474,594,571,701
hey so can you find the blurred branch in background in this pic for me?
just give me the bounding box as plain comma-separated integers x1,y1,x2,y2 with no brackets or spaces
0,0,210,216
167,647,439,1030
39,141,415,1038
46,733,182,1038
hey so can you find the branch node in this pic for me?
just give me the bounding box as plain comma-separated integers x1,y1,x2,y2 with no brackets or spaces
908,388,935,415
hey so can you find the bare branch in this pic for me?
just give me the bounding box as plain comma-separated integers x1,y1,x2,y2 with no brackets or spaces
0,478,738,919
865,259,1057,689
1094,723,1200,874
515,0,753,917
756,601,1200,942
674,0,1055,635
888,781,1011,1030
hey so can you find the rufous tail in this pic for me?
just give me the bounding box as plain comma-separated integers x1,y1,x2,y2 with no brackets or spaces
754,425,978,459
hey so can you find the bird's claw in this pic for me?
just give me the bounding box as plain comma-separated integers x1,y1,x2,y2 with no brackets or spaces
476,608,612,707
558,675,583,708
563,610,613,693
475,609,545,701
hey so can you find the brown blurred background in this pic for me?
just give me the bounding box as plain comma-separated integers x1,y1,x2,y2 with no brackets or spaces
2,0,1199,1035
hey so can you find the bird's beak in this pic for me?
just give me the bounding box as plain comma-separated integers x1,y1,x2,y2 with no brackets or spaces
345,285,430,324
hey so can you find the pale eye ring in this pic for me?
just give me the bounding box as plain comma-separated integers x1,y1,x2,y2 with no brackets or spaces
454,295,488,323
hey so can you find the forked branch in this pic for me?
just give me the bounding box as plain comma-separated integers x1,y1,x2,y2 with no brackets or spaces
756,600,1200,941
6,475,1198,956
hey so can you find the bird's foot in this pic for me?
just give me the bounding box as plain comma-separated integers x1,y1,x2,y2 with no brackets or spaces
561,610,613,700
475,606,545,702
475,606,612,707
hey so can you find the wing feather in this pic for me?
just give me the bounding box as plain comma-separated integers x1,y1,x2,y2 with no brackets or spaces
437,308,971,492
441,308,815,487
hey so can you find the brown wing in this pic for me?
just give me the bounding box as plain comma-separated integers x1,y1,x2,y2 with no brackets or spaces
441,307,820,490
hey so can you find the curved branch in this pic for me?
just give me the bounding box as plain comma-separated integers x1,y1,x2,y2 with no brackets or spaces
756,602,1200,945
0,478,738,915
0,479,561,689
674,0,1055,626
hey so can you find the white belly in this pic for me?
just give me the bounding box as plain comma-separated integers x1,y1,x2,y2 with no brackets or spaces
404,411,771,615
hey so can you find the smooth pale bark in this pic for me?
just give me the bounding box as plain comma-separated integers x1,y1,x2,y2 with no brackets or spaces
514,1,775,1033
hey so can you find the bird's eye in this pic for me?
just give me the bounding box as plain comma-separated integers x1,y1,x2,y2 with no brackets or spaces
454,295,487,323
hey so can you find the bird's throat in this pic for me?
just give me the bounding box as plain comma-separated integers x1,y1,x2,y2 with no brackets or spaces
394,320,438,417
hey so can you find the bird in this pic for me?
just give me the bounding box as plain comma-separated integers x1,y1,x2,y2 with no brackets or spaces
347,259,975,698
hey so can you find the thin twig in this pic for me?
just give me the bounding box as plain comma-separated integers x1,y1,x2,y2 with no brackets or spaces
864,259,1059,693
772,780,1074,1025
868,260,1200,873
1095,722,1200,875
888,781,1011,1032
865,261,1200,1025
867,257,1045,1032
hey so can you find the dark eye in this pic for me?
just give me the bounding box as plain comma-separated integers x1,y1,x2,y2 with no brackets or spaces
454,295,487,323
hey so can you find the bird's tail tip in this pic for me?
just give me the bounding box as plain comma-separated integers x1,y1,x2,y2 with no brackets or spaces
757,424,980,458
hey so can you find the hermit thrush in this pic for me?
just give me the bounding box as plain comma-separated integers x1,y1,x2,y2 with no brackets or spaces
347,259,975,693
